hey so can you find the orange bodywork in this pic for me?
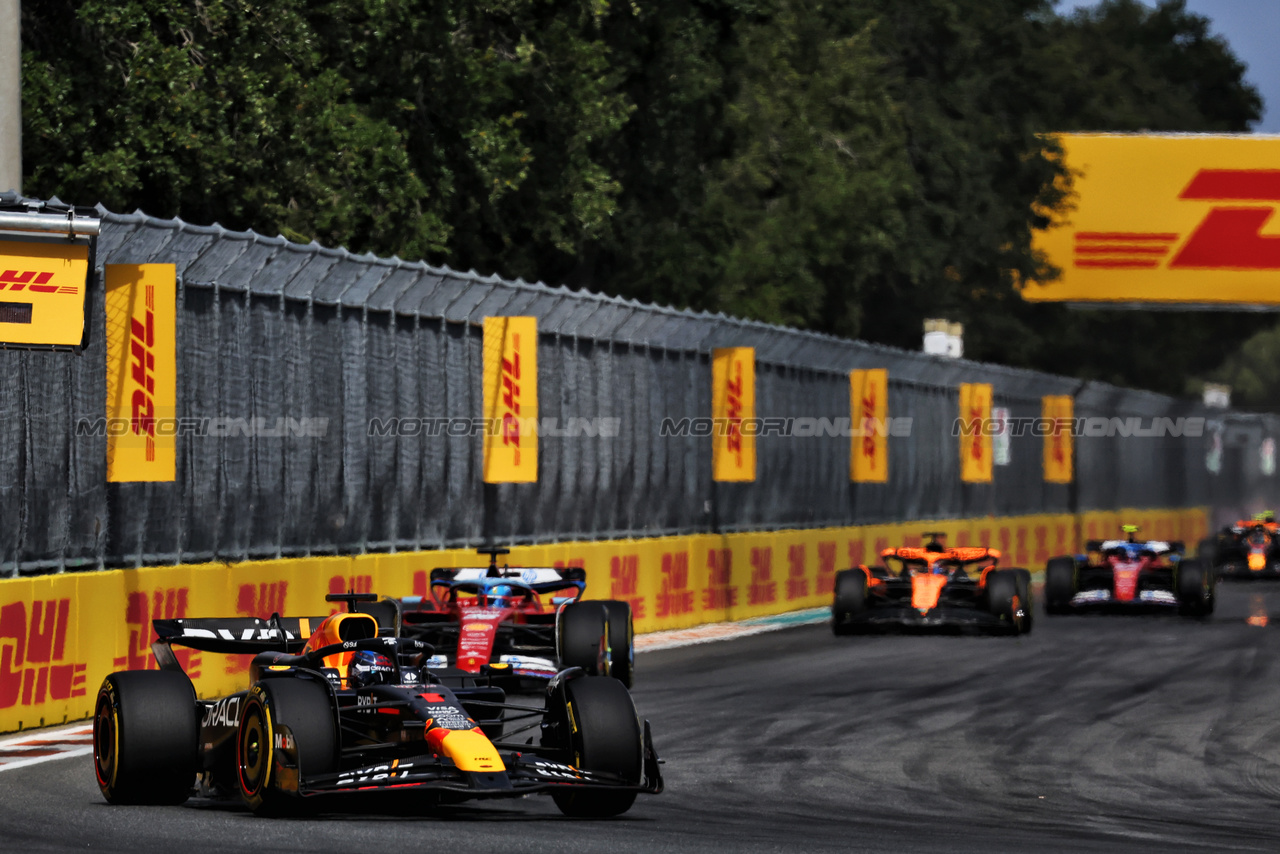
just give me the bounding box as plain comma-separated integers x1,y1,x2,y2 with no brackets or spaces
911,574,949,611
1249,553,1267,571
300,612,380,681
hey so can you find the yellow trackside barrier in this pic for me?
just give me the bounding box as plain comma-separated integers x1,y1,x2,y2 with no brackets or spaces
0,507,1207,733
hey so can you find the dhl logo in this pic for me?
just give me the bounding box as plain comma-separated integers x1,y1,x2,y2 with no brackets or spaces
657,552,694,618
786,544,808,600
0,269,78,295
501,334,523,464
748,547,776,606
130,285,158,460
702,548,736,611
859,384,878,463
1073,170,1280,270
725,360,745,464
329,575,373,614
609,555,646,619
817,541,837,595
0,598,86,710
113,588,200,676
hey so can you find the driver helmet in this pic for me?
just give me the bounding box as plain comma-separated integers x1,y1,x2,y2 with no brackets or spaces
347,650,396,689
487,583,515,607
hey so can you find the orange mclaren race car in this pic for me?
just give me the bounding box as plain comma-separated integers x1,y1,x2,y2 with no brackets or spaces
1200,512,1280,579
831,533,1032,635
92,592,661,817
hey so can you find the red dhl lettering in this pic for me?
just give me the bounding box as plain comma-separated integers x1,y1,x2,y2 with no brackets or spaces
702,548,737,611
816,541,837,595
501,334,522,464
657,552,694,618
749,547,776,605
0,598,86,709
609,555,645,619
860,385,878,462
0,269,73,294
786,544,808,600
130,285,158,461
725,362,743,461
1034,526,1049,565
969,405,984,461
113,588,200,677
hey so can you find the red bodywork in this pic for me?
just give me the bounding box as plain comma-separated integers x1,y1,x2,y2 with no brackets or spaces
1096,549,1174,602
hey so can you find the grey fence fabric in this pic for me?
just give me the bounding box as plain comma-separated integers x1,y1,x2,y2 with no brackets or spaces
1,200,1276,575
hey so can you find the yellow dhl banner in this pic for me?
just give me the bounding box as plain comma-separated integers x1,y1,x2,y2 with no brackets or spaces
850,369,888,482
106,265,176,482
1043,395,1074,483
0,507,1208,733
482,316,538,482
712,348,756,482
0,239,90,346
1028,133,1280,305
959,383,993,483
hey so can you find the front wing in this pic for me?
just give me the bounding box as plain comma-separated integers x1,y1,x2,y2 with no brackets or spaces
291,723,663,800
842,603,1015,633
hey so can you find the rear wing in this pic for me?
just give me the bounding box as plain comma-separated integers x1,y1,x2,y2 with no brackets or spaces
420,566,586,605
152,616,330,655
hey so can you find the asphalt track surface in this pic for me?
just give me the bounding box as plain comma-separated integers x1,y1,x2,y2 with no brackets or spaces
9,584,1280,853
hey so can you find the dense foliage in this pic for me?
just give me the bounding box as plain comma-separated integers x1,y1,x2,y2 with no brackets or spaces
20,0,1267,395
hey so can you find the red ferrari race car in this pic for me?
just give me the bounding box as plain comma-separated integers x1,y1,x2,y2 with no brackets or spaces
1044,525,1213,616
398,547,635,687
92,592,662,816
831,533,1032,635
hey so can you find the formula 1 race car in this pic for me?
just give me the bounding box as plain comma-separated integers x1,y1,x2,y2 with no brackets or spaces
1199,512,1280,579
398,547,635,687
92,592,662,817
1044,526,1213,616
831,533,1032,635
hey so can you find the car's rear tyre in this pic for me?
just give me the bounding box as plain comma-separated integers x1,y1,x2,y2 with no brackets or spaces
559,602,609,675
1013,569,1034,634
93,670,198,805
551,677,642,818
1176,558,1215,617
832,569,868,636
985,569,1029,635
1044,556,1077,615
600,600,634,688
238,678,338,815
1197,538,1217,570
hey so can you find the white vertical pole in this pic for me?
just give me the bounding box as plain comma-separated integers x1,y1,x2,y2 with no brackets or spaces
0,1,20,195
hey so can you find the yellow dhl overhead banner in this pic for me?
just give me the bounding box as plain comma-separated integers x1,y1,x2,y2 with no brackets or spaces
959,383,993,483
0,239,90,346
106,265,177,482
850,369,888,482
712,348,756,482
1029,133,1280,305
1043,395,1074,484
482,316,538,483
0,508,1208,733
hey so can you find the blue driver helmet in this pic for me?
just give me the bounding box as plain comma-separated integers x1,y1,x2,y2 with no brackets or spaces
347,650,396,689
487,583,515,607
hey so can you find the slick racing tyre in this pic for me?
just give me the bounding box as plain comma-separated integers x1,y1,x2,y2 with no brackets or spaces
1176,558,1215,618
1013,569,1034,634
94,670,199,805
985,569,1030,635
1044,557,1077,615
238,677,337,815
1196,538,1217,571
558,602,609,676
832,568,868,636
600,600,635,688
551,676,643,818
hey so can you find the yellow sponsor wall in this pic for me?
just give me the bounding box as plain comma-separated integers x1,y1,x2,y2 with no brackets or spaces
0,507,1208,733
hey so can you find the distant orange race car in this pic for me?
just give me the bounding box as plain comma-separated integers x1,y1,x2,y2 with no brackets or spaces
831,533,1032,635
